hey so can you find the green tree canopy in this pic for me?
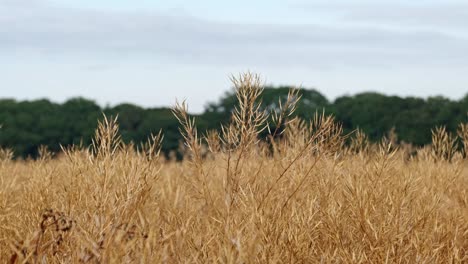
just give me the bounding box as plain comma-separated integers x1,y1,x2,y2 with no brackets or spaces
0,88,467,158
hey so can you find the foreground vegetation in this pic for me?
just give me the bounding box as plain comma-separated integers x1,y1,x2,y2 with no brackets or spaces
1,73,467,263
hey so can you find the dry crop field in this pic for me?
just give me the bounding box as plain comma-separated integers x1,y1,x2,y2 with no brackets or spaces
0,73,467,263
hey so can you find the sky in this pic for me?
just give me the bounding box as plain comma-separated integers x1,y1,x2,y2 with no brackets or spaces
1,0,468,112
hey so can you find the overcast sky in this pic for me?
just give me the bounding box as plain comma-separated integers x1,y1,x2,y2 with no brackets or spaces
1,0,467,112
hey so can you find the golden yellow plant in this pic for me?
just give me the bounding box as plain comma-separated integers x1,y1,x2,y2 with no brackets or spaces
0,73,467,263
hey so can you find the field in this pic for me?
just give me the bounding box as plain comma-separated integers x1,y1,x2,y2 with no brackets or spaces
1,74,467,263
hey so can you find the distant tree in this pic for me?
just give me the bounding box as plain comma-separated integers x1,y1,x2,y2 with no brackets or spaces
202,86,329,127
0,88,467,158
105,103,145,143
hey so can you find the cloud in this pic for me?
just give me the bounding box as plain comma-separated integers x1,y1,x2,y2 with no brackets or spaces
294,2,468,33
343,4,468,31
0,0,467,69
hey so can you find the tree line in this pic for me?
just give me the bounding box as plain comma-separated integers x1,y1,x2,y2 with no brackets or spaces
0,87,467,158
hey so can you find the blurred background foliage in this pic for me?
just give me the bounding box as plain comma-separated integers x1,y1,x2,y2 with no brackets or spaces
0,87,467,158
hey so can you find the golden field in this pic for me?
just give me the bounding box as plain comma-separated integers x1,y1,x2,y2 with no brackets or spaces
0,74,467,263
